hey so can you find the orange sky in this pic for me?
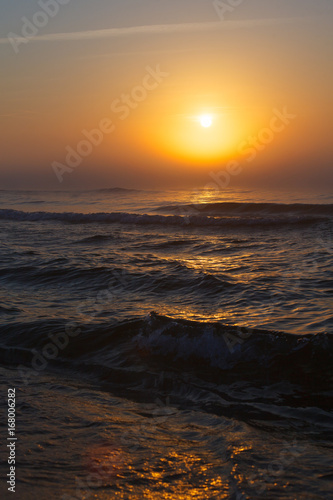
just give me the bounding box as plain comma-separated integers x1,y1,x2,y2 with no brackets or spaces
0,0,332,189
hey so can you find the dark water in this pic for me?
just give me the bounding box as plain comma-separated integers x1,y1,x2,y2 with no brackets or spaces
0,188,332,499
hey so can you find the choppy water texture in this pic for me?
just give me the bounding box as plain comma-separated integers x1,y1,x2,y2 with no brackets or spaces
0,188,332,499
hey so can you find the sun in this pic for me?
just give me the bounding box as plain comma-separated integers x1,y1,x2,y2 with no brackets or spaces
199,114,213,128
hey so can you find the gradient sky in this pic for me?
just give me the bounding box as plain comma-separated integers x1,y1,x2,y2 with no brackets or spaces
0,0,332,190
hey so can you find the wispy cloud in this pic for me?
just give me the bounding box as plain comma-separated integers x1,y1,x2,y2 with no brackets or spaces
0,18,305,45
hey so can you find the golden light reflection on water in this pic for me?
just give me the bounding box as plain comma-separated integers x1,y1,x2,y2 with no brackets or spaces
183,254,250,275
132,449,230,499
183,188,225,207
148,248,266,327
231,445,253,459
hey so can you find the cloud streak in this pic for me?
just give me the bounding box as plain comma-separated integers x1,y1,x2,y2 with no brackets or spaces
0,17,305,45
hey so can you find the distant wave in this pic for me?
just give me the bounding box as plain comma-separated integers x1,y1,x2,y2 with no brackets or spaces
0,208,330,228
155,201,333,217
21,200,46,204
92,187,142,194
0,187,142,195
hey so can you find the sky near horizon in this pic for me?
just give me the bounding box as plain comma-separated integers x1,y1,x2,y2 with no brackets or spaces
0,0,332,190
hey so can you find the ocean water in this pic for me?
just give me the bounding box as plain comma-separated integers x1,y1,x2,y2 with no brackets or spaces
0,187,332,499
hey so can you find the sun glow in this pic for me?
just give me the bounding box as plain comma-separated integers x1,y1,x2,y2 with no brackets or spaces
139,101,248,167
199,114,213,128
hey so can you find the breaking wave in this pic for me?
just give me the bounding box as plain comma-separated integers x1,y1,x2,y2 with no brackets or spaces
0,207,331,228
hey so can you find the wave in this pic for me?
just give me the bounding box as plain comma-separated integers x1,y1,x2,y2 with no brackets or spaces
0,261,238,296
0,208,330,228
92,187,142,194
1,313,332,397
1,312,332,429
21,200,46,204
73,234,119,244
0,264,120,290
155,201,333,217
0,187,142,194
0,305,21,315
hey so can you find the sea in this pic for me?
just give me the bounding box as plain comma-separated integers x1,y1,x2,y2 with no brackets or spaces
0,187,332,499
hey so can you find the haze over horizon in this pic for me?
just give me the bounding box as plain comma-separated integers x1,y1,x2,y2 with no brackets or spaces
1,0,332,191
